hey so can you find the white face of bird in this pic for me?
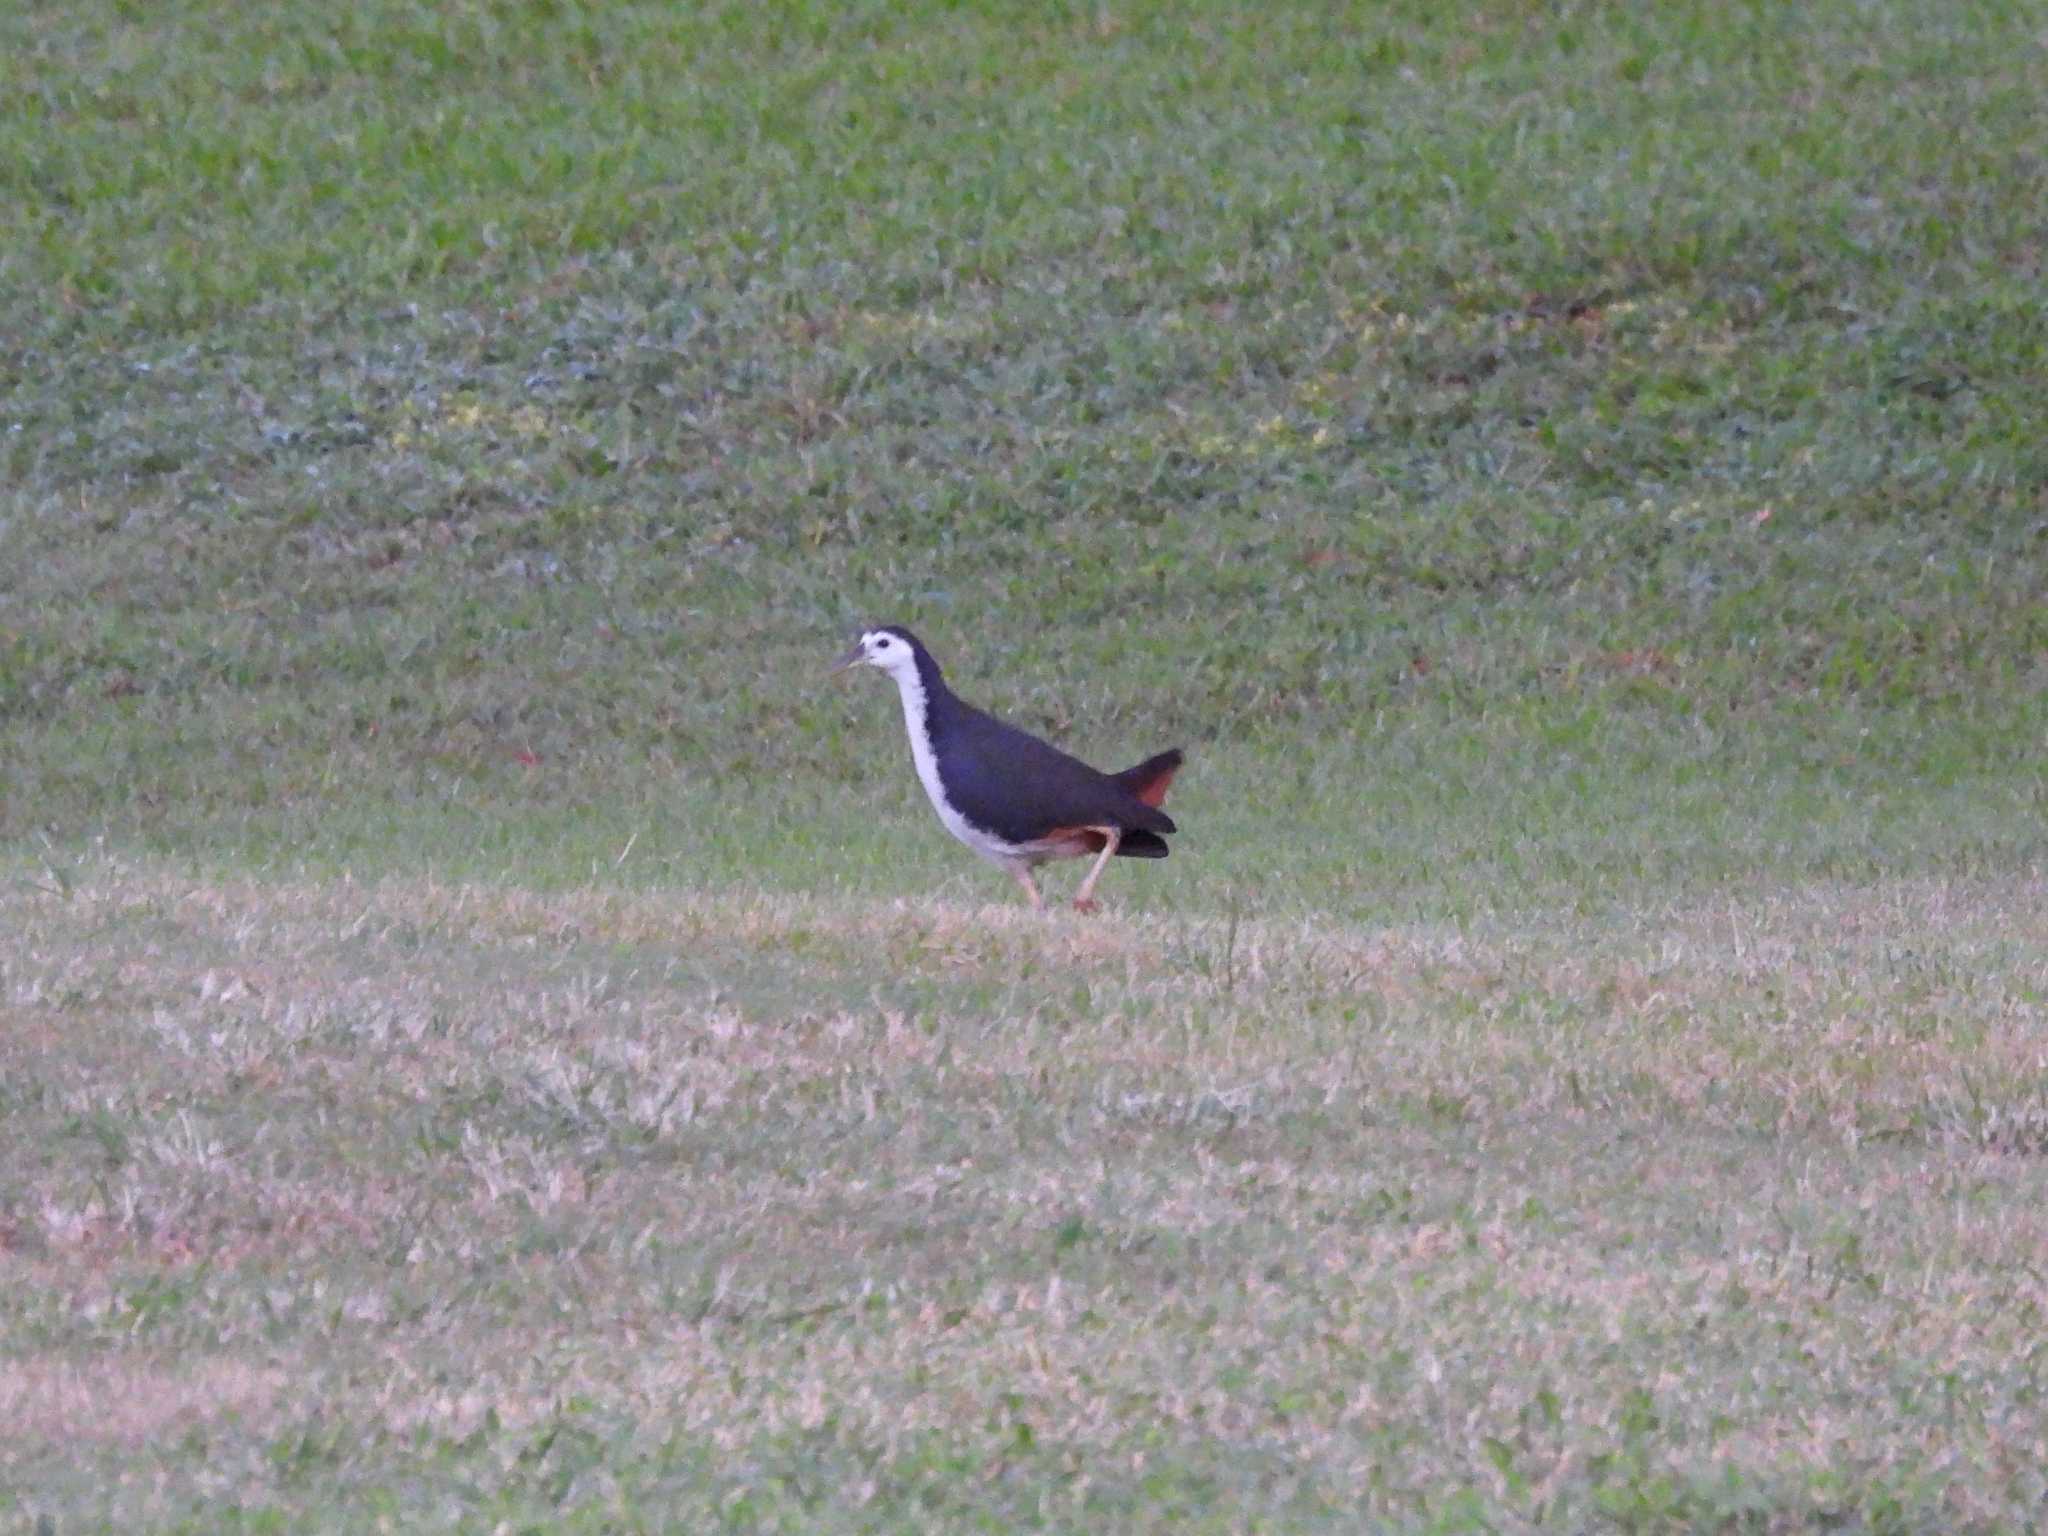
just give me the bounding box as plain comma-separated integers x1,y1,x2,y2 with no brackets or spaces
828,627,919,680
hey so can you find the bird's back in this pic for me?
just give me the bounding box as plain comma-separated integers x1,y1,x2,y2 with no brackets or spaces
926,695,1174,846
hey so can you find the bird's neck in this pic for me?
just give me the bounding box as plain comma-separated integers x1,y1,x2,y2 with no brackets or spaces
888,651,952,745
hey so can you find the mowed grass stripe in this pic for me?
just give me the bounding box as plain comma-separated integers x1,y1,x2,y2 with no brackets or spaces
6,862,2048,1527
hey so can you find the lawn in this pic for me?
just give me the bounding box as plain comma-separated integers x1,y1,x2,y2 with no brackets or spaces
4,1,2047,1529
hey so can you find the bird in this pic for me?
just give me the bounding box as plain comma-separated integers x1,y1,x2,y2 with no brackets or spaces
831,625,1183,912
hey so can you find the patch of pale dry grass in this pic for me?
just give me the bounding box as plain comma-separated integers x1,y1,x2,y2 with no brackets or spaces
0,1357,285,1446
5,855,2048,1527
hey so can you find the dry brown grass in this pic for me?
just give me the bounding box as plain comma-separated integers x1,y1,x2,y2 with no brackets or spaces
0,1357,286,1447
5,857,2048,1528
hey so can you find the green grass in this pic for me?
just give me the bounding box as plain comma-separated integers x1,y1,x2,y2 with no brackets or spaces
4,0,2048,1528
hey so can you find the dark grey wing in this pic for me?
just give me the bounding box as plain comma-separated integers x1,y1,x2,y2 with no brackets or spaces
934,709,1174,844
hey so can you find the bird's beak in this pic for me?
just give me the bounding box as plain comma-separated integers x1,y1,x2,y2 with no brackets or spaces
827,642,866,675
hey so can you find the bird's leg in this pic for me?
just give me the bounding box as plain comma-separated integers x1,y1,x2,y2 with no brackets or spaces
1072,828,1120,913
1010,863,1044,913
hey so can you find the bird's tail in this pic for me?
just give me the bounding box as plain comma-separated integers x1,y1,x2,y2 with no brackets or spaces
1114,829,1172,859
1112,748,1184,808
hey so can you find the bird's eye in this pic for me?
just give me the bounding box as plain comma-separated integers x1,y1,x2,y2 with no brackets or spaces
876,637,891,648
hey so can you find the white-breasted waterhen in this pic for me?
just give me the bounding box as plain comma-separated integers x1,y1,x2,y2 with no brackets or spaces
831,625,1183,912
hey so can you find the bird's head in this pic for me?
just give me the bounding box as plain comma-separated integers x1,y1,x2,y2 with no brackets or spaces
829,624,924,681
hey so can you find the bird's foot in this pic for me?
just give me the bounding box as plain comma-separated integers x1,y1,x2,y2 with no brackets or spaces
1071,896,1100,915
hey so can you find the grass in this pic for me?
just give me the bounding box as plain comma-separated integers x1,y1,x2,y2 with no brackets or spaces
7,866,2048,1531
4,0,2048,1527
